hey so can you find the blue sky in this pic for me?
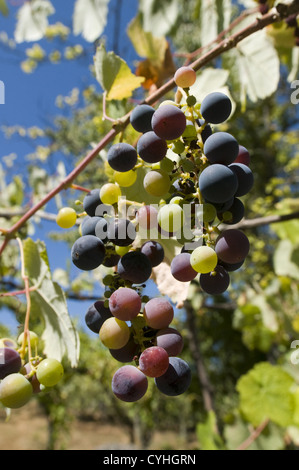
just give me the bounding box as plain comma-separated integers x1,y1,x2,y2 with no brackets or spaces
0,0,146,334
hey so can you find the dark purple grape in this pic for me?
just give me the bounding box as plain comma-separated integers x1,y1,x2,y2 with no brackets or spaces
85,300,112,333
102,251,120,267
170,252,198,282
130,104,155,133
199,164,238,204
95,218,109,243
204,132,239,165
0,348,22,380
144,297,174,329
229,163,254,197
151,105,186,140
139,346,169,378
155,328,184,357
107,218,136,247
215,229,250,264
200,265,230,295
71,235,105,271
109,287,141,321
81,216,103,236
117,251,152,284
234,145,250,166
218,259,244,272
196,118,213,143
137,131,168,164
217,198,245,224
155,357,191,396
112,365,148,402
109,338,140,363
107,143,138,172
200,92,232,124
83,189,102,217
140,241,164,267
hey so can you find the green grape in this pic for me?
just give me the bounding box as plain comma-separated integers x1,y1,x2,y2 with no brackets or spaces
169,196,183,205
100,183,121,205
114,170,137,187
158,204,185,233
0,338,18,349
190,246,218,273
186,95,197,107
143,169,171,197
36,358,64,387
0,373,33,409
17,331,39,349
203,203,217,223
56,207,77,229
99,317,130,350
115,245,130,256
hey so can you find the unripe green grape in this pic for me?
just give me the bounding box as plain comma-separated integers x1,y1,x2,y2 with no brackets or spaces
0,338,18,349
17,331,39,349
100,183,121,205
56,207,77,229
174,66,197,88
99,317,130,350
143,169,171,197
186,95,197,107
190,246,218,273
114,170,137,187
158,204,185,233
0,373,33,408
203,203,217,223
115,245,130,256
36,358,64,387
169,196,183,205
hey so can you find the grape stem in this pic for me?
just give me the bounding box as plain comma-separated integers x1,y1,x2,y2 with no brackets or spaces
0,2,298,259
16,237,33,363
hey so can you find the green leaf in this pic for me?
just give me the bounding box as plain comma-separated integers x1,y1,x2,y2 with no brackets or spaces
94,44,145,101
14,0,55,43
237,362,296,427
138,0,180,37
127,13,168,64
23,238,80,367
73,0,110,43
225,25,280,102
273,240,299,280
0,0,9,16
196,411,224,450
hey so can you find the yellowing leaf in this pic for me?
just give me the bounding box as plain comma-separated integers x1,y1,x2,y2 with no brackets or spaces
94,44,145,101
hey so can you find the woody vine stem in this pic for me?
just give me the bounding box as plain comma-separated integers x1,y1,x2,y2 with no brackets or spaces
0,1,299,258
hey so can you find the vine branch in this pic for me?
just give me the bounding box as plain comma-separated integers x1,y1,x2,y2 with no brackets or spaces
0,1,298,258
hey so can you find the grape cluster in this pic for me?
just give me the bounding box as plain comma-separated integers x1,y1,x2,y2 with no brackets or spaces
59,66,253,402
0,333,64,409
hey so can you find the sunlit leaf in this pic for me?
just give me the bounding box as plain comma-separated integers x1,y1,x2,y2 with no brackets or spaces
73,0,110,43
94,44,145,100
23,238,80,367
15,0,55,43
237,362,295,427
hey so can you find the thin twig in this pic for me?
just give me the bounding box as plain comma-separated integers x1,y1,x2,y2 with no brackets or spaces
0,2,298,258
236,419,270,450
16,237,33,361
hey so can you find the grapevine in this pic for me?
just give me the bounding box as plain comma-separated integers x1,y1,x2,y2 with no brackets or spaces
53,68,254,403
